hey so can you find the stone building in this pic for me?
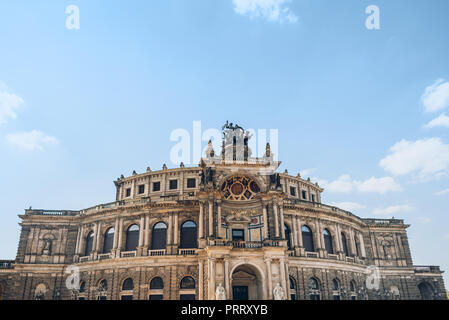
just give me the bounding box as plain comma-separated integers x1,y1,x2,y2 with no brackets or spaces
0,123,446,300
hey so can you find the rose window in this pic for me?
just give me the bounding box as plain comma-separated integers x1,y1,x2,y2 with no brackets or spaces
221,176,260,200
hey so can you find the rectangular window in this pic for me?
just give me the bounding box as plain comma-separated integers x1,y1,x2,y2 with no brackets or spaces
232,229,245,241
302,190,307,200
138,185,145,194
290,187,296,197
169,179,178,190
312,194,315,202
187,178,196,188
153,182,161,192
125,188,131,197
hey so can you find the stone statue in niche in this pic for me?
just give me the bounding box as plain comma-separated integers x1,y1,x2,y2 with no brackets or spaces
215,283,226,300
42,238,53,256
273,283,285,300
269,173,281,190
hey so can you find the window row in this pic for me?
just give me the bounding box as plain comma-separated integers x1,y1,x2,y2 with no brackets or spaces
284,224,363,257
288,187,317,202
78,276,196,300
289,276,358,300
84,220,198,256
124,178,197,197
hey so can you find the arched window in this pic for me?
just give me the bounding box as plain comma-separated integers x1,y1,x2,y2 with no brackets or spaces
323,229,334,254
103,228,114,254
180,276,196,300
149,277,164,300
125,224,139,252
151,222,167,250
284,225,292,250
332,278,340,300
309,278,321,300
341,232,349,256
85,231,94,256
289,276,297,300
98,280,107,300
301,225,314,252
349,280,357,300
79,281,86,293
180,221,197,249
121,278,134,300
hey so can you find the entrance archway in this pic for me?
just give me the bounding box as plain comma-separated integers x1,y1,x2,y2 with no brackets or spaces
418,282,434,300
231,264,264,300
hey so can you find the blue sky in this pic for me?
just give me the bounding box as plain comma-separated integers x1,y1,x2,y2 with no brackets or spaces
0,0,448,288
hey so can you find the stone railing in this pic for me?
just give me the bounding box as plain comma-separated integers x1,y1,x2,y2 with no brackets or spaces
121,251,137,258
79,256,90,263
284,199,360,219
414,266,442,273
207,239,284,248
305,252,319,258
148,249,166,256
98,253,112,261
178,249,198,256
0,260,14,269
25,209,79,216
362,218,404,226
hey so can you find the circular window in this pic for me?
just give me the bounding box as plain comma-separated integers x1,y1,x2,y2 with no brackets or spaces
221,176,260,200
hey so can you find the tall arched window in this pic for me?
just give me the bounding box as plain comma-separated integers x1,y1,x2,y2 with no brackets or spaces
341,232,349,256
149,277,164,300
98,279,107,300
121,278,134,300
103,228,115,254
85,231,94,256
125,224,139,252
309,278,321,300
180,276,196,300
289,276,297,300
418,282,434,300
349,280,357,300
301,225,314,252
284,224,292,250
151,222,167,250
332,278,340,300
323,229,334,254
180,221,197,249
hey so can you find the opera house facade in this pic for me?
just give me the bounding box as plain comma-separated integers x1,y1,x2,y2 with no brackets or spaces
0,124,446,300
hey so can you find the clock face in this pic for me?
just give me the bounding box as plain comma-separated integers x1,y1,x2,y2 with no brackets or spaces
221,176,260,200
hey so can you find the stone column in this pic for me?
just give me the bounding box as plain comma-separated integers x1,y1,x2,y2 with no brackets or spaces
209,258,216,299
117,218,123,252
92,222,99,252
279,259,287,299
296,217,303,247
359,234,366,258
292,216,298,248
208,200,214,237
144,215,150,247
167,213,173,248
265,258,273,299
224,257,230,299
262,205,268,239
279,204,285,239
113,218,119,249
75,225,81,255
199,202,204,238
217,201,222,238
174,212,179,246
273,203,279,238
349,228,356,256
198,260,203,300
77,225,84,255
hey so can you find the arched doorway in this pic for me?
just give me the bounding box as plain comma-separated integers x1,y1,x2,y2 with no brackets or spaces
418,282,434,300
231,264,264,300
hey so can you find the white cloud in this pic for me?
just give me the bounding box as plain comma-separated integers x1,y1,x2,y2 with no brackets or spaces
329,202,366,212
233,0,298,24
424,113,449,129
416,216,432,224
379,138,449,179
373,204,414,217
0,89,24,125
6,130,59,151
421,79,449,113
317,175,401,194
435,189,449,196
354,176,402,194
